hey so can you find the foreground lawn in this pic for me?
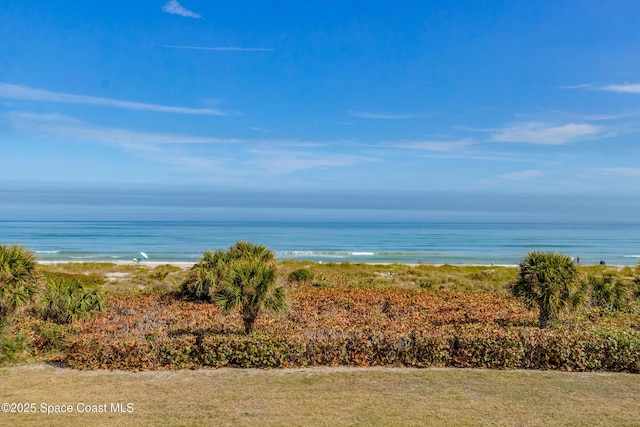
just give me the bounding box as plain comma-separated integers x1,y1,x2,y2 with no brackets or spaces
1,364,639,426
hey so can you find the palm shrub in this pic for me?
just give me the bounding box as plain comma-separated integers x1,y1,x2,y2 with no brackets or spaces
38,273,105,324
179,250,229,301
0,244,41,328
511,251,586,328
588,274,632,312
215,242,287,334
227,240,276,263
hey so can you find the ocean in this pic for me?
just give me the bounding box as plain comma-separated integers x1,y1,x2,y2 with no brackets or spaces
1,220,639,266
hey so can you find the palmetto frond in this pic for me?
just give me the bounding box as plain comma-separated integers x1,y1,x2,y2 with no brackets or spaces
512,251,582,328
213,242,286,333
0,244,41,318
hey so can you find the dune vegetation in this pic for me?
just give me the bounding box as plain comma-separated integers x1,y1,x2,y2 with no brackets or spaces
0,243,638,373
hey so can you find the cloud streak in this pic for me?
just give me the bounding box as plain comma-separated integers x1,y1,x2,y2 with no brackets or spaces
348,110,430,120
6,112,233,173
491,122,605,145
596,83,640,94
594,167,640,177
0,83,235,116
5,113,368,175
162,0,202,18
563,82,640,94
7,112,244,146
165,45,275,52
388,138,474,151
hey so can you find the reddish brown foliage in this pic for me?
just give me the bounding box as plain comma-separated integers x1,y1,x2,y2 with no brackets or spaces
26,288,639,372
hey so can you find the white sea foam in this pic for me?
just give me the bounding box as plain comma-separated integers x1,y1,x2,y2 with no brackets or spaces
623,255,640,258
35,250,60,254
352,252,375,256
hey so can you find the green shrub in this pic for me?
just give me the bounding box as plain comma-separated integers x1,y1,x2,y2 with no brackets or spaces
417,279,433,289
215,242,287,334
42,271,105,288
511,251,586,328
0,244,41,327
180,242,288,334
0,331,29,365
38,274,106,324
588,274,632,312
311,277,330,288
179,250,228,301
288,268,314,284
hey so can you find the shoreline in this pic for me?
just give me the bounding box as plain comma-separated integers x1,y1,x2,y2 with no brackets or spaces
38,260,521,268
37,260,632,269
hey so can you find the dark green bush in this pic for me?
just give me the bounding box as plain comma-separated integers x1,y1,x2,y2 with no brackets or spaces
512,251,586,328
215,243,287,334
0,331,29,365
0,244,41,327
288,268,314,284
179,250,228,301
588,274,633,312
38,274,106,324
417,279,433,289
311,278,330,288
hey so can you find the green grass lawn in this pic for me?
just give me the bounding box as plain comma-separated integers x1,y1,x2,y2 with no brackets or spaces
1,364,639,426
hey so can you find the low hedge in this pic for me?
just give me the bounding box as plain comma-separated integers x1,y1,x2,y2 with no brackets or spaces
58,326,640,372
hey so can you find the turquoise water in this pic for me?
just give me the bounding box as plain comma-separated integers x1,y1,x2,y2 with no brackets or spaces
1,221,639,265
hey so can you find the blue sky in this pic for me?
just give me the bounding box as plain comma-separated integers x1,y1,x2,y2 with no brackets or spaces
1,1,640,220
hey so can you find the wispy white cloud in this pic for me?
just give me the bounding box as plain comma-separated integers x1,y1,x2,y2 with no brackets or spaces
559,83,598,90
594,167,640,177
165,45,275,52
417,152,534,163
7,112,243,146
6,113,331,149
388,138,474,151
162,0,202,18
348,110,431,120
596,83,640,94
525,107,640,122
0,83,235,116
497,169,543,180
9,113,224,170
491,122,606,145
562,82,640,94
5,113,366,175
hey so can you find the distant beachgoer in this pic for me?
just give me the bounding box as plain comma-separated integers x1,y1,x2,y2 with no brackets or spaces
599,260,605,265
576,257,580,264
132,257,138,263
